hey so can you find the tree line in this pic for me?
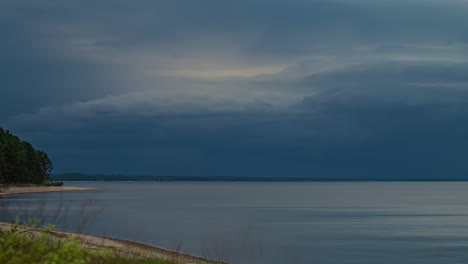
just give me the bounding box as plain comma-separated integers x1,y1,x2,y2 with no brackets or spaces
0,128,53,184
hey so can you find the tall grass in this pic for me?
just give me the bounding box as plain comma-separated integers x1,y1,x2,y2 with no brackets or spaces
0,224,180,264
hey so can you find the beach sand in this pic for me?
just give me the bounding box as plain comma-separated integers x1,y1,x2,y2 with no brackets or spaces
0,186,102,196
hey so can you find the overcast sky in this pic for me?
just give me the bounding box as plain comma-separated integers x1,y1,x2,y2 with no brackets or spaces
2,0,468,177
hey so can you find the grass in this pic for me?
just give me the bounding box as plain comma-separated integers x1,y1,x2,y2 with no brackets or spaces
0,224,181,264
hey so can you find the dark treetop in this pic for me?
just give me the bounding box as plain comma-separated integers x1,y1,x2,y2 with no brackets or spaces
0,128,53,184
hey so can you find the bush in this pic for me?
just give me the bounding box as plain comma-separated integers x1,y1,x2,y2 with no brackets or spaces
0,227,109,264
0,226,180,264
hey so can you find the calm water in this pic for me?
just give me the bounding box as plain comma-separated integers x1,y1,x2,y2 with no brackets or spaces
2,182,468,264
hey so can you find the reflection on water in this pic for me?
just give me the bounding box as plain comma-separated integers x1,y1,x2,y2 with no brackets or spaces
2,181,468,264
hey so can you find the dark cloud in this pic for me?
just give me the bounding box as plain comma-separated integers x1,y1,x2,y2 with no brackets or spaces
7,99,468,178
2,0,468,177
299,61,468,104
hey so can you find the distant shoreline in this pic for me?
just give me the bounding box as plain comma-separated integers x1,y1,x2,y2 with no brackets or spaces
63,180,468,182
0,186,103,196
53,173,468,182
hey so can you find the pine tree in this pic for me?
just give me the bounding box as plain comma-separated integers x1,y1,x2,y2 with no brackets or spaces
0,128,53,184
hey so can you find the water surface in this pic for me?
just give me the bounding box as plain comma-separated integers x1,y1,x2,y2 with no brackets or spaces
2,182,468,264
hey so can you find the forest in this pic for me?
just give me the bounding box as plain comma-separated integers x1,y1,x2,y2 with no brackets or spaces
0,128,53,184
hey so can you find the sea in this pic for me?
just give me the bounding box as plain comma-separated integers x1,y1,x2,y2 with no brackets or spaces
2,181,468,264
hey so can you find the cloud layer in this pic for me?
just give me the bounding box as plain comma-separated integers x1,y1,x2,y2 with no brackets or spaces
2,0,468,177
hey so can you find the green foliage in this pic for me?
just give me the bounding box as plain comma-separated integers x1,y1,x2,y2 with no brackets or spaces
15,216,44,228
0,227,181,264
0,228,110,264
0,128,53,184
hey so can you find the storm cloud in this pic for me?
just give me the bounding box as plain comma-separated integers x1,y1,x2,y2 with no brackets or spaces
2,0,468,177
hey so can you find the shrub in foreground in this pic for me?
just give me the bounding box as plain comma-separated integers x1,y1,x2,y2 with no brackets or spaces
0,226,179,264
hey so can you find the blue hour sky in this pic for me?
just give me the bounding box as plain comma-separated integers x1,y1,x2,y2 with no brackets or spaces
2,0,468,178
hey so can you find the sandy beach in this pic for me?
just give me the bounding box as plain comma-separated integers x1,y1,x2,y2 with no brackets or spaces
0,186,102,196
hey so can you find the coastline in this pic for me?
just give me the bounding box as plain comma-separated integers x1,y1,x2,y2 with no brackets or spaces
0,222,227,264
0,186,229,264
0,186,103,196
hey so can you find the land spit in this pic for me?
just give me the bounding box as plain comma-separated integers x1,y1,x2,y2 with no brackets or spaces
0,186,102,196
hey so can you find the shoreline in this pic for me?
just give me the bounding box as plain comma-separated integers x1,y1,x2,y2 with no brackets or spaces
0,186,229,264
0,222,227,264
0,186,103,196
